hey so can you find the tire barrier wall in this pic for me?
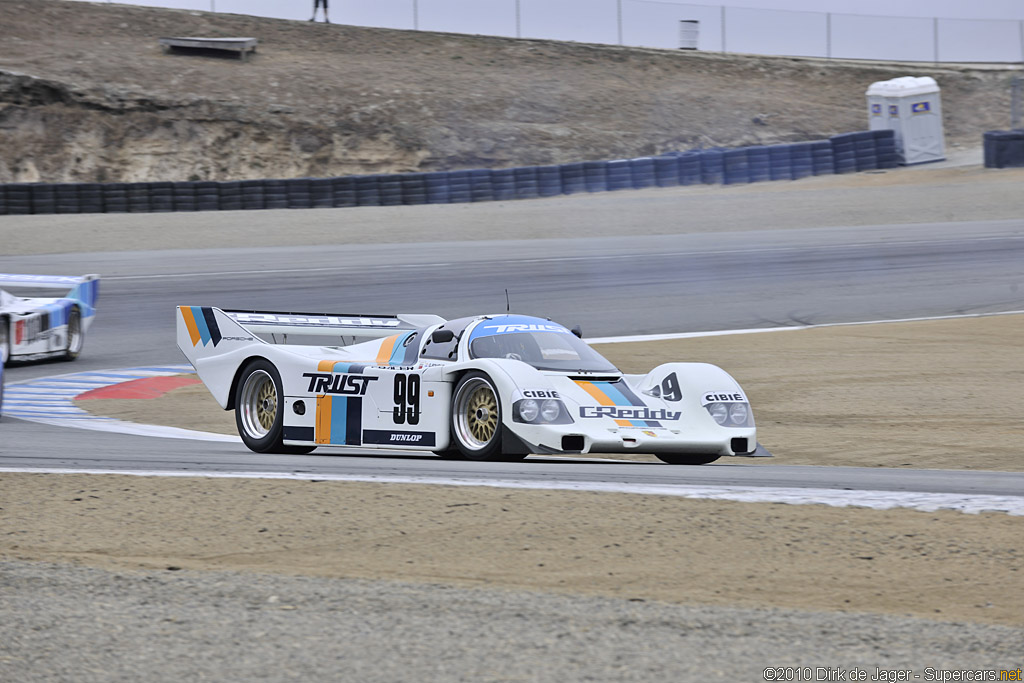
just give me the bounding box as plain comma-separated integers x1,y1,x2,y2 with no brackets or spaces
983,130,1024,169
0,130,897,215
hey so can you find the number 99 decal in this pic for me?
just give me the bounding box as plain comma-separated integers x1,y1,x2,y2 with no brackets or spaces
660,372,682,402
393,373,421,425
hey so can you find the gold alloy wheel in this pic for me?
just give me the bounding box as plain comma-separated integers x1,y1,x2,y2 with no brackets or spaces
239,369,278,439
454,377,499,450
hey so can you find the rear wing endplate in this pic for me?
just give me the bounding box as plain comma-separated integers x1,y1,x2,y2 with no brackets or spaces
0,273,99,290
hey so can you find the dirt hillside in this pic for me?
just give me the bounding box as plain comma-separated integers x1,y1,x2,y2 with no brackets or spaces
0,0,1018,183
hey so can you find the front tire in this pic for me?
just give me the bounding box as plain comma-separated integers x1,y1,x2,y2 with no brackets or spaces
656,452,721,465
234,359,315,455
451,372,505,461
63,307,83,361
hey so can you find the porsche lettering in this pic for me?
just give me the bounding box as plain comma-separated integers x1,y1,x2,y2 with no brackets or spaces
302,373,378,395
580,406,682,421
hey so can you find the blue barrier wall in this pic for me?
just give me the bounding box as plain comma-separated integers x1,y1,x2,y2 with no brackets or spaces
0,130,898,215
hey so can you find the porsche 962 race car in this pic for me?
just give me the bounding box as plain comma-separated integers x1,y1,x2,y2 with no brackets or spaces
0,273,100,363
177,308,756,464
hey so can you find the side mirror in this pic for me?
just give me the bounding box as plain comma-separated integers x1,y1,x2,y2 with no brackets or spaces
571,325,583,339
431,328,455,343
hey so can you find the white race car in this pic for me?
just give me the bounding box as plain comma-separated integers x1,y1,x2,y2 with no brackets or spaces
178,308,756,464
0,274,100,363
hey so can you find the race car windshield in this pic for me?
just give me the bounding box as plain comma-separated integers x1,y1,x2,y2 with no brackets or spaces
470,331,618,373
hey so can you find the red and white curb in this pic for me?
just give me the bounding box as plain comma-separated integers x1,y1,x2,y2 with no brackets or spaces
2,364,238,442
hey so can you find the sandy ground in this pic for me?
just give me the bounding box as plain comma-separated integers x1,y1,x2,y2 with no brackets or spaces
77,313,1024,471
1,473,1020,627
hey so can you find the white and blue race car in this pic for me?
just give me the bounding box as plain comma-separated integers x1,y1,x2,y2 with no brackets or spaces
178,308,756,464
0,274,100,363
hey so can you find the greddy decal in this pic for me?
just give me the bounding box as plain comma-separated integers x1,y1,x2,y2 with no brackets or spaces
580,406,681,421
180,306,222,348
575,380,671,427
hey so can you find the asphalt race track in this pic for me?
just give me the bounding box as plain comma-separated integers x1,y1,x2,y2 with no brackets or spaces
2,215,1024,500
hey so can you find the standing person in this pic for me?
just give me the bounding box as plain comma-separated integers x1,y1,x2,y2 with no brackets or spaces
310,0,329,23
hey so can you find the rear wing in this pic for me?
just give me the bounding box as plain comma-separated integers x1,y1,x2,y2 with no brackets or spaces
225,310,445,344
0,273,100,315
180,307,444,349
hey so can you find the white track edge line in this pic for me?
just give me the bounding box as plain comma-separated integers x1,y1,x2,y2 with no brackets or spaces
0,467,1020,516
588,309,1024,344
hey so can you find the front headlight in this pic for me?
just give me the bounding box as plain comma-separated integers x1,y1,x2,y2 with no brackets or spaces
518,399,539,422
729,402,748,426
708,402,728,425
705,402,752,428
512,398,573,424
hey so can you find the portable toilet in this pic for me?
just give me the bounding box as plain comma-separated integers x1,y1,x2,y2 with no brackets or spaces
865,76,945,165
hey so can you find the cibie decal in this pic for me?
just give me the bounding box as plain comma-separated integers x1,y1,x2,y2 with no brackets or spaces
702,391,746,404
911,101,931,114
180,306,222,347
523,389,560,399
888,105,899,116
870,103,882,115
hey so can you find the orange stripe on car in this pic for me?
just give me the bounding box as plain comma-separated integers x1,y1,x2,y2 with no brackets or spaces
315,396,332,444
180,306,202,347
375,334,399,365
575,380,632,427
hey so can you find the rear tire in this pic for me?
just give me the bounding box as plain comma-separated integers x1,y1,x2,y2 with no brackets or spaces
234,359,315,455
63,307,83,361
0,316,9,364
655,452,721,465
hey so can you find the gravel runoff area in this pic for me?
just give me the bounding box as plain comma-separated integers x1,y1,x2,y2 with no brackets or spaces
2,559,1021,683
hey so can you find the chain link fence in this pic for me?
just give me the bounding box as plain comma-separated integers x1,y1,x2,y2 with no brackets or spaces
89,0,1024,63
